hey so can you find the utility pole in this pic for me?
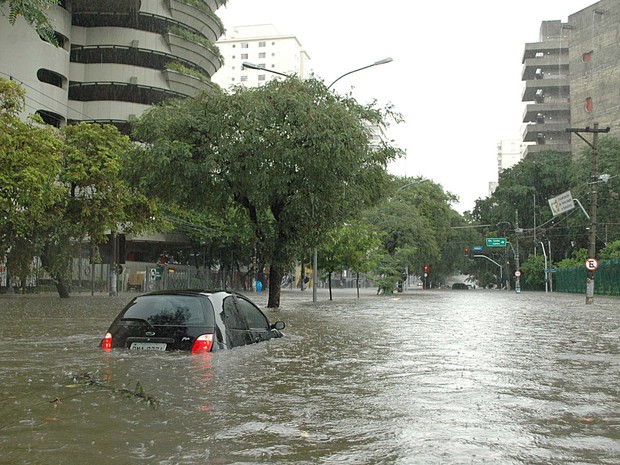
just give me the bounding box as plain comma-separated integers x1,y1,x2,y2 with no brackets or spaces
514,210,521,293
566,123,610,304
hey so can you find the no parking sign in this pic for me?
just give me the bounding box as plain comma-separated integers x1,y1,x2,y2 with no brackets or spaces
585,258,598,271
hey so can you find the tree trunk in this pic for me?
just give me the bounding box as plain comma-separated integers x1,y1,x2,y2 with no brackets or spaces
328,271,333,301
267,265,282,308
56,280,70,298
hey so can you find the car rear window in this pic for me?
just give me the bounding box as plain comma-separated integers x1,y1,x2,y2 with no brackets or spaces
122,295,214,326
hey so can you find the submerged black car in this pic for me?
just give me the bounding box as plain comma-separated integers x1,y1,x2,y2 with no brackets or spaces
101,290,285,354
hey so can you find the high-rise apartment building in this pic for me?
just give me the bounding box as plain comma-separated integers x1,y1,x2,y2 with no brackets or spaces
0,0,226,132
522,0,620,158
213,24,311,89
497,139,526,172
521,20,572,157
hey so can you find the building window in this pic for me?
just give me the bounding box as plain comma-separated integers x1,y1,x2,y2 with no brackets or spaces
258,41,266,47
241,43,249,48
582,51,593,63
259,52,266,58
241,53,248,59
37,68,64,88
258,75,266,81
585,97,593,113
240,75,248,82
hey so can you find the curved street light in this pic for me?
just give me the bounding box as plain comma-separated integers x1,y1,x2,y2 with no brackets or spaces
326,57,393,90
242,61,289,77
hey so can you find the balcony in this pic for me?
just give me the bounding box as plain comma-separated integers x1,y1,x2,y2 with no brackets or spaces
522,57,568,80
523,102,570,123
168,0,224,43
522,40,569,60
522,77,569,101
524,143,572,158
165,33,222,78
522,122,571,142
163,69,215,97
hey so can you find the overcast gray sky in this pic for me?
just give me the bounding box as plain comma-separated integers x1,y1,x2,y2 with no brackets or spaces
217,1,594,212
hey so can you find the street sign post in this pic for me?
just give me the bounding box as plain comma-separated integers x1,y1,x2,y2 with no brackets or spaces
485,237,507,247
548,191,575,216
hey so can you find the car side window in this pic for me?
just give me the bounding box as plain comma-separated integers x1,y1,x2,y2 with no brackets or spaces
236,297,269,330
222,296,247,330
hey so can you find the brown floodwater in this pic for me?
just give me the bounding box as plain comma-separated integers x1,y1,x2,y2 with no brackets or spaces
1,289,618,464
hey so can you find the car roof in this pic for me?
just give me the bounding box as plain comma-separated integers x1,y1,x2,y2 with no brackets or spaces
140,289,246,299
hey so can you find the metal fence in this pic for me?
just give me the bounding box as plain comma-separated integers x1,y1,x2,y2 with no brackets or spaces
555,258,620,296
0,259,257,295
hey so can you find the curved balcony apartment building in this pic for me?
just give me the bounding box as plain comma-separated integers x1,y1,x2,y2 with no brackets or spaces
0,0,226,132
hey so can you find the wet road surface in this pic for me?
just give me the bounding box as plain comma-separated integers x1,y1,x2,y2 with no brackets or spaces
1,288,619,464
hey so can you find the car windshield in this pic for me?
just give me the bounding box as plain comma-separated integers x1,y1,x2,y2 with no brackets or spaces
121,295,214,326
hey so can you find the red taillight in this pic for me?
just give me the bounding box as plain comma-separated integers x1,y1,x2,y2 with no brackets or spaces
101,332,112,351
191,334,214,354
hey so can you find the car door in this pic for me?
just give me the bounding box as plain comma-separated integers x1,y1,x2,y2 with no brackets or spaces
234,296,275,343
221,295,252,347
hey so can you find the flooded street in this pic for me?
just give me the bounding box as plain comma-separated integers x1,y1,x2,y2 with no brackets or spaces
1,289,619,464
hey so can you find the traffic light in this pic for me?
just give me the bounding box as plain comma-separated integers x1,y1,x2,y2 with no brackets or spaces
464,247,473,259
423,265,429,273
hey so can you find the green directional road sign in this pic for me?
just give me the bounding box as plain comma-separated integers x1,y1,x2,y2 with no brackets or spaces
486,237,507,247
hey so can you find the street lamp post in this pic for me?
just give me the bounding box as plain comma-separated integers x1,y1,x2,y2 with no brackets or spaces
244,57,394,303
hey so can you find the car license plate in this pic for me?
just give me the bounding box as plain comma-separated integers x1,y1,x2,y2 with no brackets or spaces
130,342,166,351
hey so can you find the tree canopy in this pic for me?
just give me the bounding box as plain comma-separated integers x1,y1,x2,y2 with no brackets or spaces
0,0,59,44
0,78,155,296
130,77,403,306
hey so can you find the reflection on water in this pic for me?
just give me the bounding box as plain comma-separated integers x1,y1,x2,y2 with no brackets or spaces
1,290,619,464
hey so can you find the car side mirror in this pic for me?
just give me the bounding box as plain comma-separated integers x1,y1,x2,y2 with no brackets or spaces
271,321,285,330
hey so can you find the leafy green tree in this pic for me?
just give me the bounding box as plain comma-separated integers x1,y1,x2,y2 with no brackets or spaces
473,151,574,266
131,78,403,307
0,0,59,44
318,219,383,299
570,136,620,252
370,251,404,294
365,176,465,286
557,248,588,269
0,78,63,285
599,240,620,260
41,123,155,297
520,254,547,290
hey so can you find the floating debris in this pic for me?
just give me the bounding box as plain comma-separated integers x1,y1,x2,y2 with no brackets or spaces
70,372,160,409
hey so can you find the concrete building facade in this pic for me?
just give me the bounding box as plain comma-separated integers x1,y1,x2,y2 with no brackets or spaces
522,0,620,158
213,24,311,89
521,20,572,157
567,0,620,153
0,0,226,132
